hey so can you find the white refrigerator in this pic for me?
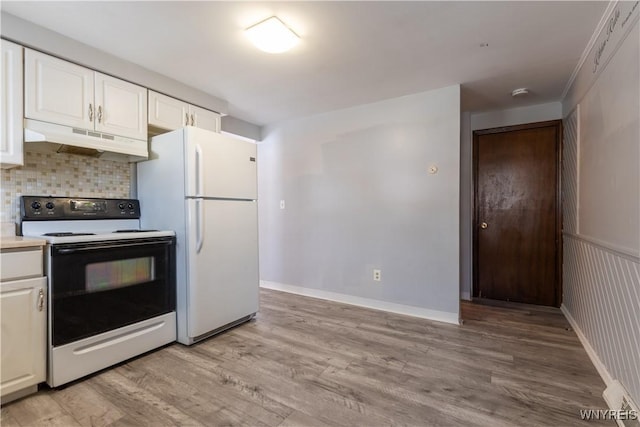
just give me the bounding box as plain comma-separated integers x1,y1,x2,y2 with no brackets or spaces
137,127,258,345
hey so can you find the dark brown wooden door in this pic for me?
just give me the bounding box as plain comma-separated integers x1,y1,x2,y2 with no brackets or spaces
473,121,562,307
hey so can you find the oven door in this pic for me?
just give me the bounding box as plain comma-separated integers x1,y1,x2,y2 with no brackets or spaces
49,237,176,347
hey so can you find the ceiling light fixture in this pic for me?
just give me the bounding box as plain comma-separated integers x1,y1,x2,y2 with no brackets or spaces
246,16,299,54
511,88,529,97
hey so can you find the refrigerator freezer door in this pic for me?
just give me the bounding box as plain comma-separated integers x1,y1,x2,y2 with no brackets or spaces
186,198,259,340
184,127,257,200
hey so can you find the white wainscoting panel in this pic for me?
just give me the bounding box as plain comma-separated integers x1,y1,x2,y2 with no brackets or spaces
563,235,640,406
561,2,640,410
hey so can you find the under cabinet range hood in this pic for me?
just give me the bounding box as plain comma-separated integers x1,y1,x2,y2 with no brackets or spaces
24,119,148,162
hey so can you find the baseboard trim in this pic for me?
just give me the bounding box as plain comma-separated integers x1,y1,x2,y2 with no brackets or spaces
260,281,460,325
460,291,471,301
561,304,613,387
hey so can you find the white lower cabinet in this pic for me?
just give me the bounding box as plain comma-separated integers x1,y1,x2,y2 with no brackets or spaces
0,247,46,403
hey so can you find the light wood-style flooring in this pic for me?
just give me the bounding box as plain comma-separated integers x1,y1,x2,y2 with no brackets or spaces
1,289,612,426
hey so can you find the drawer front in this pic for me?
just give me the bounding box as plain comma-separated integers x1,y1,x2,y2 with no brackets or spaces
0,249,43,281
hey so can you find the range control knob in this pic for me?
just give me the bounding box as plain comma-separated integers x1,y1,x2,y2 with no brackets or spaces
118,202,126,210
127,203,134,210
45,202,55,210
31,201,41,210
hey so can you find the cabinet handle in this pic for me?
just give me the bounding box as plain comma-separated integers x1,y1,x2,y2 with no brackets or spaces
97,105,103,123
37,288,45,311
185,113,189,126
89,104,94,122
190,114,195,126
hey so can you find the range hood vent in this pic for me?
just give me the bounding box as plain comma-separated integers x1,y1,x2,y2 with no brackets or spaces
24,119,148,162
56,144,102,158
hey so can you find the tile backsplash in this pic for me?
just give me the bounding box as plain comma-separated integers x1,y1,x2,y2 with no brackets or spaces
1,148,132,225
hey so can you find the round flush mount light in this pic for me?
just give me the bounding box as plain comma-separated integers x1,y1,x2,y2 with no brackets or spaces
511,88,529,97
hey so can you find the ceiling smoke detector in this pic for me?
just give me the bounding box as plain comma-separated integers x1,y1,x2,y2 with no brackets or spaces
511,88,529,97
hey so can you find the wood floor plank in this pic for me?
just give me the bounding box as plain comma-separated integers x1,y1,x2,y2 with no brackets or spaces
210,352,394,426
277,410,333,427
48,382,126,427
113,361,228,426
85,370,198,426
136,347,290,425
317,363,512,427
0,405,22,427
0,290,613,426
1,392,77,426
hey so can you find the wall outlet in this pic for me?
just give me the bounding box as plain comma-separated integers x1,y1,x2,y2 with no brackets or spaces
280,200,285,209
373,269,381,281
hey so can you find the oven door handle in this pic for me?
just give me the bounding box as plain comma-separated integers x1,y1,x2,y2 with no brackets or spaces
53,239,173,255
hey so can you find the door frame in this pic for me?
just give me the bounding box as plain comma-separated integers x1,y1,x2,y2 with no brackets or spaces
472,120,563,306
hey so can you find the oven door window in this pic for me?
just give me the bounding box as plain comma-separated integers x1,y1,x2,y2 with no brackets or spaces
50,238,175,346
86,257,155,292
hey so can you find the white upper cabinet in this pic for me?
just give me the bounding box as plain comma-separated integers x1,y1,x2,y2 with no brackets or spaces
148,90,189,130
1,40,24,169
149,90,220,134
95,73,147,140
25,49,147,141
25,49,93,129
190,104,221,133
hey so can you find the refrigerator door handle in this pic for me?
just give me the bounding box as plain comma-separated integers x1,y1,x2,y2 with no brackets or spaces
195,199,204,253
195,144,204,196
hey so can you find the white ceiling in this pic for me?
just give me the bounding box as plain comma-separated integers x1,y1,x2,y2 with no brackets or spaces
1,1,607,127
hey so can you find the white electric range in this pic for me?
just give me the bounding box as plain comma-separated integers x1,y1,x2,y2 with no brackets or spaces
20,196,177,387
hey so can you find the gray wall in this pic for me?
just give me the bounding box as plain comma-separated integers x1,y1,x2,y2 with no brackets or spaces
459,112,472,300
562,5,639,407
221,116,262,142
258,85,461,320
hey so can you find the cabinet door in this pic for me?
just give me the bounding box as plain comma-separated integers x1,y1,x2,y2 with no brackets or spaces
24,49,94,129
1,40,23,169
95,73,147,140
190,105,221,133
148,90,189,131
0,277,47,397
